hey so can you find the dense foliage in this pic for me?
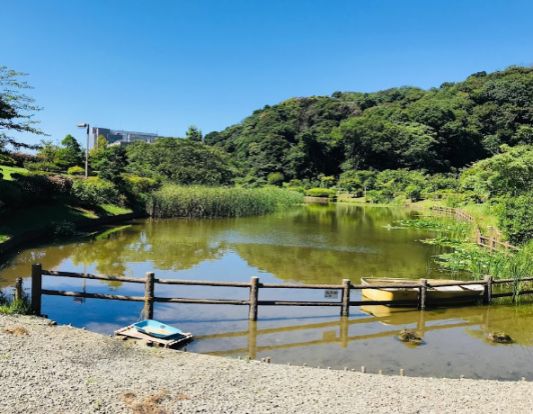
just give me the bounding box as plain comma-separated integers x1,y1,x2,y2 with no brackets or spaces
207,66,533,181
126,138,236,185
149,185,303,218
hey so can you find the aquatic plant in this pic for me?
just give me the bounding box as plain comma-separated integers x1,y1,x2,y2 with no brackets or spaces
0,289,32,315
148,185,303,218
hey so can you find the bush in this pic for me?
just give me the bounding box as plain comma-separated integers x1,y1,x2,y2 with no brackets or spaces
24,161,62,173
498,194,533,244
71,177,123,206
67,166,85,176
12,173,72,200
123,174,159,194
149,185,303,218
267,172,284,186
0,153,16,166
305,187,337,198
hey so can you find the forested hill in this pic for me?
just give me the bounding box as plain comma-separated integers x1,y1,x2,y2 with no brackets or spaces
205,66,533,184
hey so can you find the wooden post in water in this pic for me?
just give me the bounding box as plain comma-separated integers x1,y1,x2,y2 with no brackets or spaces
143,272,155,320
247,319,257,360
483,275,492,305
341,279,351,317
249,277,259,321
14,278,23,302
31,264,42,315
418,279,428,310
340,316,349,348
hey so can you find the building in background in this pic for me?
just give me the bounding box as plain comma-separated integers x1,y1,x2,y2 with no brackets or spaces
91,127,159,148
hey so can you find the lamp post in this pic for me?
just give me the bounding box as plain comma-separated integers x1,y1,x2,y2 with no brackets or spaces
77,123,90,178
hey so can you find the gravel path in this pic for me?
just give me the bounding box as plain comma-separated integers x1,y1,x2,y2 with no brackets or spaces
1,314,532,414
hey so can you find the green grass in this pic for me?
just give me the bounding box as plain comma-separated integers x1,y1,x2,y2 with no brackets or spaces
150,185,303,218
99,204,133,215
461,203,500,233
0,165,29,180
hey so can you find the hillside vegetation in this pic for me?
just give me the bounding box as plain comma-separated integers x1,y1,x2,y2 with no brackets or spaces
206,66,533,184
1,66,532,246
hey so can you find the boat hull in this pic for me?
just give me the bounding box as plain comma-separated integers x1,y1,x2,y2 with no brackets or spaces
361,278,484,306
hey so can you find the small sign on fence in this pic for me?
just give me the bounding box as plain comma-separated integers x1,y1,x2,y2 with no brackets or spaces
324,289,339,299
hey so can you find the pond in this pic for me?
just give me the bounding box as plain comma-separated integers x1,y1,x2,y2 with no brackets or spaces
1,203,532,380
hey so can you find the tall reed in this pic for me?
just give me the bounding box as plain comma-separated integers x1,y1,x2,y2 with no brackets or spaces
148,185,303,218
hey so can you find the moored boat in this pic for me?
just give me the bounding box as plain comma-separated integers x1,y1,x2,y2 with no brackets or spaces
361,277,484,306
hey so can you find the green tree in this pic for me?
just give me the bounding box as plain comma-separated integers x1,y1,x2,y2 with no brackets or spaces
185,125,203,142
58,134,83,168
93,146,128,184
126,138,236,185
0,66,45,151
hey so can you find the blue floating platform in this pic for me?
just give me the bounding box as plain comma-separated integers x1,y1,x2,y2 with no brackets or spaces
115,320,193,349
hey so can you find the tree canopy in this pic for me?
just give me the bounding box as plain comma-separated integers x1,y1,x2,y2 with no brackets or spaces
206,66,533,182
126,138,237,185
0,65,45,151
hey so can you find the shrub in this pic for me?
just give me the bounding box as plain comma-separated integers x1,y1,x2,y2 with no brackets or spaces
267,172,284,186
24,161,62,173
12,173,72,200
123,174,159,194
498,194,533,245
71,177,123,206
149,185,303,218
305,187,337,198
0,153,16,166
67,166,85,176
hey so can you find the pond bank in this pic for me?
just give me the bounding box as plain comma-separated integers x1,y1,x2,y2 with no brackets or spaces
2,314,533,414
0,207,141,259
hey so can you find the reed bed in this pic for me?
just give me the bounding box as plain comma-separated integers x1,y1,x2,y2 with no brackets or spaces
149,185,303,218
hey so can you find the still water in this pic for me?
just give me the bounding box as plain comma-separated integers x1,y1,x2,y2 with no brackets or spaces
1,203,532,379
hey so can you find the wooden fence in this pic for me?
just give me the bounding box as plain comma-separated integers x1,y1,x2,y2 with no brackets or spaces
27,264,533,321
429,206,519,252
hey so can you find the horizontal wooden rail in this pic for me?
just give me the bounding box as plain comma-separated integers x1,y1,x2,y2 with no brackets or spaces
492,277,533,284
155,297,249,305
260,282,344,289
29,264,533,321
42,270,145,284
41,289,145,302
157,278,251,288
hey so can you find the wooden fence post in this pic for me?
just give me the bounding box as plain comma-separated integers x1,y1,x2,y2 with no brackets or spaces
483,275,492,305
14,278,23,302
143,272,155,320
341,279,351,317
249,277,259,321
418,279,427,310
31,264,42,315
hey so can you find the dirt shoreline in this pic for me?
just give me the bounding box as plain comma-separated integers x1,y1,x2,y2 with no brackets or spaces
1,314,533,413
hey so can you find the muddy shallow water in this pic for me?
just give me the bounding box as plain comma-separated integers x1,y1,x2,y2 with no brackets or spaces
1,203,531,379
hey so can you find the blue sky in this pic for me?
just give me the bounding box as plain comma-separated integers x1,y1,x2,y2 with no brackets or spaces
3,0,533,147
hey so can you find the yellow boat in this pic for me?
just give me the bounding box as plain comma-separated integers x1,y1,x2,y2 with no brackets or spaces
361,277,484,306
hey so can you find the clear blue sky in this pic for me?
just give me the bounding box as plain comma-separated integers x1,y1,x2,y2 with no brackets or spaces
3,0,533,147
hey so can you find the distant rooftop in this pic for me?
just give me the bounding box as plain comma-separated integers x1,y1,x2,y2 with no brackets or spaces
91,126,159,148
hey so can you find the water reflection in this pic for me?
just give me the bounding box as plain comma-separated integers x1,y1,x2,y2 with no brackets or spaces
3,204,530,379
199,304,533,379
0,204,447,287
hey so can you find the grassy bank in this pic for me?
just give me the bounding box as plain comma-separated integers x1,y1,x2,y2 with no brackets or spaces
149,185,303,218
399,214,533,287
0,202,133,249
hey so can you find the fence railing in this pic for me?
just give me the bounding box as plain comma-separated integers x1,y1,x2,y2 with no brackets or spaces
27,264,533,321
429,206,519,252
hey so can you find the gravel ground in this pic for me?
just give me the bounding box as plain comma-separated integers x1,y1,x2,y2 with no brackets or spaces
1,314,533,414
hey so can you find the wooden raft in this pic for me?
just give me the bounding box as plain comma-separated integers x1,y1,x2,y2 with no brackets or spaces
115,325,193,349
